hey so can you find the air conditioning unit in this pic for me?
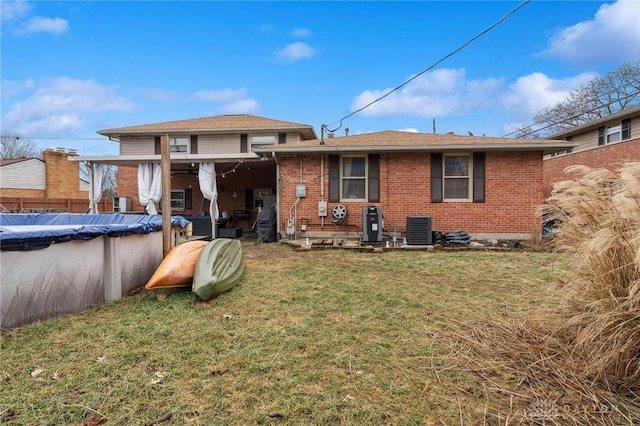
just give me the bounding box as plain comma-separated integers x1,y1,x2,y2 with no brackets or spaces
406,216,432,245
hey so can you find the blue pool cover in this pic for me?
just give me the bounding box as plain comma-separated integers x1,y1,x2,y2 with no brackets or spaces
0,213,189,251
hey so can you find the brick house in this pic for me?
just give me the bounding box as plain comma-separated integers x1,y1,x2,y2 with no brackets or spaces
77,114,574,241
253,130,574,241
0,148,88,199
543,105,640,194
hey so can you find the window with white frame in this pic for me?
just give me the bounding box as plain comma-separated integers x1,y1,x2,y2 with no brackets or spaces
341,155,367,200
606,124,621,143
251,135,277,151
443,154,471,200
170,137,189,153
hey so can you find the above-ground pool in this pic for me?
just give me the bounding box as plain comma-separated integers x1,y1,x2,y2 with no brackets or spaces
0,213,188,328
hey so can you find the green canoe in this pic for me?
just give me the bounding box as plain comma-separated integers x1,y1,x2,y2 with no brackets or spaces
193,238,245,300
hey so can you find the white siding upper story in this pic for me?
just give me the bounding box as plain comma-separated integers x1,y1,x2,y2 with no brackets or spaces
198,135,240,154
119,137,155,155
118,132,304,156
0,159,46,189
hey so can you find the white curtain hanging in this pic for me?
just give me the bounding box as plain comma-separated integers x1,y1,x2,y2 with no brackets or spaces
138,163,162,215
198,162,219,238
89,163,106,213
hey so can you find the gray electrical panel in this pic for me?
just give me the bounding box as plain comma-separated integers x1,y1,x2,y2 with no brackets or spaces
362,206,383,242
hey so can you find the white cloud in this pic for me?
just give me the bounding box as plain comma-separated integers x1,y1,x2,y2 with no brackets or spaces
397,128,419,133
18,16,68,34
2,77,135,136
351,68,504,118
498,72,597,114
544,0,640,65
292,27,311,37
191,88,249,103
1,0,33,22
219,99,260,114
1,78,34,98
276,42,316,62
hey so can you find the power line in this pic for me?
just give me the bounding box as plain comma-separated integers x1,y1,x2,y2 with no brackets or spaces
502,91,640,138
441,3,588,134
326,0,531,131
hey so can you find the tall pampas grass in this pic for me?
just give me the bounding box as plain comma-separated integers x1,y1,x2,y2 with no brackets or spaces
444,162,640,424
543,162,640,391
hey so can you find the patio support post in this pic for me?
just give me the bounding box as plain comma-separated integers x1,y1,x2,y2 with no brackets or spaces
103,236,122,302
161,134,172,257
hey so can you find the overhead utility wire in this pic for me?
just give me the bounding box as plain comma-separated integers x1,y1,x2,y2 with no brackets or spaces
442,6,587,134
436,1,559,127
326,0,531,132
502,90,640,138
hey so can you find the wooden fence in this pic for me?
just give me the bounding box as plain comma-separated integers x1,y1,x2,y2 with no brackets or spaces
0,197,113,213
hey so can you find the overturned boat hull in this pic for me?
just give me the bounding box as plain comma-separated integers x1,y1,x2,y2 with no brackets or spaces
193,238,245,300
145,240,209,289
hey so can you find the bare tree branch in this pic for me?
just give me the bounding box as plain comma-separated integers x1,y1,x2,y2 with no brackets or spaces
1,133,39,159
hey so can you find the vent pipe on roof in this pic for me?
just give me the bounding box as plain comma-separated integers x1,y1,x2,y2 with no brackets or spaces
320,124,326,145
345,128,349,136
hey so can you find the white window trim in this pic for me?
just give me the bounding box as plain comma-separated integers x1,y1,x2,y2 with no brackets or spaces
443,152,473,202
606,124,621,144
340,154,367,201
251,135,277,151
169,136,189,153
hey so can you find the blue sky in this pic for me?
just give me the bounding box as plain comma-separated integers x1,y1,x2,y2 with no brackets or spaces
1,0,639,156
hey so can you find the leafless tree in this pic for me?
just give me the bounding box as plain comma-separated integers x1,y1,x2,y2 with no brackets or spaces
515,58,640,138
0,133,39,159
80,162,118,199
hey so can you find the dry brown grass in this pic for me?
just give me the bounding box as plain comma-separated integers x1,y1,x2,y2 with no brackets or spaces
444,162,640,424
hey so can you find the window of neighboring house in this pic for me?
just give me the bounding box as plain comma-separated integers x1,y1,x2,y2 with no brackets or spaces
550,148,573,157
170,137,189,153
251,135,277,151
341,155,367,200
606,124,621,143
443,154,471,201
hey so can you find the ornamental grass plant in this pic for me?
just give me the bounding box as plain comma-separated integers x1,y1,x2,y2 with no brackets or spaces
446,162,640,424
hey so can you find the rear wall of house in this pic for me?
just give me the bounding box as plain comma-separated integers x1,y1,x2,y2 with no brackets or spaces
543,137,640,194
278,152,543,238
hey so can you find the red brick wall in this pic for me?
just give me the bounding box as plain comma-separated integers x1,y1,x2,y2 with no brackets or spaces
543,138,640,194
278,152,543,236
0,188,45,198
43,149,86,198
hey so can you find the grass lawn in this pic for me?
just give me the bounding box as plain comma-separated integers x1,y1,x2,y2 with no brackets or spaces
1,242,570,425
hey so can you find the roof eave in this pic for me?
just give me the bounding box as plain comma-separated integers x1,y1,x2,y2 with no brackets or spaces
98,126,317,139
254,142,579,155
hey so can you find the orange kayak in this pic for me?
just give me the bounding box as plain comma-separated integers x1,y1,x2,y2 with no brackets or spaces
145,240,209,289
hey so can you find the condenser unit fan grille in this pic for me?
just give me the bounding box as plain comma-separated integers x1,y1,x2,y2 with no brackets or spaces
406,216,432,245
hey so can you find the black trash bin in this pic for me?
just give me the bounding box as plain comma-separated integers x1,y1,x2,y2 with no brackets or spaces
256,206,277,243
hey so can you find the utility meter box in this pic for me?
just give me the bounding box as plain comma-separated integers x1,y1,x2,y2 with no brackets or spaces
362,206,383,242
318,201,327,217
296,185,306,198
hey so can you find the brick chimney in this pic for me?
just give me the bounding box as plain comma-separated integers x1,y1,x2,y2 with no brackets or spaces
43,148,84,198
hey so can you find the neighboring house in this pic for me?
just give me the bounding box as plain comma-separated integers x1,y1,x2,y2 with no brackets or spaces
0,148,88,199
544,105,640,193
77,114,574,241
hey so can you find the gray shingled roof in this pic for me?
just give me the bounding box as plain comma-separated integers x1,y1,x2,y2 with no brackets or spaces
97,114,317,140
252,130,577,155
